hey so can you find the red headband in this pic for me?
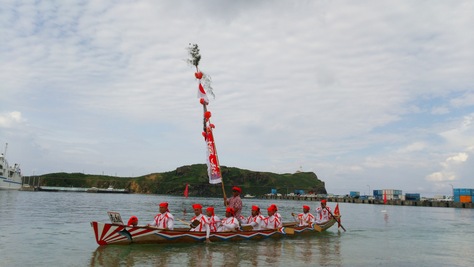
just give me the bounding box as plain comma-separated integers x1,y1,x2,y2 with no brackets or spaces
226,207,235,215
206,207,214,215
268,205,277,212
127,216,138,225
232,186,242,193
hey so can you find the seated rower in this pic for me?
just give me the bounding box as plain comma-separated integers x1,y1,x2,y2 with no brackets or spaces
294,205,315,227
264,204,282,229
269,204,282,220
127,215,139,227
205,206,221,233
217,207,240,232
315,199,332,224
147,202,174,230
189,203,210,242
242,205,265,230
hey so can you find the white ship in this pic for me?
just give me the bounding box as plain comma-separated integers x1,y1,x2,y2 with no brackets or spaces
0,143,22,190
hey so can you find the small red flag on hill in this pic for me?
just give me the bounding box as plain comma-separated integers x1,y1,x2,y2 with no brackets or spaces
184,184,189,198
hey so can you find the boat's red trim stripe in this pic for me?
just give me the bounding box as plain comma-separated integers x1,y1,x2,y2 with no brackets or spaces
91,221,335,245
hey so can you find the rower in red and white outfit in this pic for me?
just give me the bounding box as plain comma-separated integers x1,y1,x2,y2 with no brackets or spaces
295,205,315,227
315,199,332,224
269,204,282,221
225,186,244,223
218,207,240,232
243,205,265,230
205,206,221,233
189,203,211,242
264,204,282,229
148,202,174,230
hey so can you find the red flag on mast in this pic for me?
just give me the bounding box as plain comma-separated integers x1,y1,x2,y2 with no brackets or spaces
188,43,222,185
334,204,341,228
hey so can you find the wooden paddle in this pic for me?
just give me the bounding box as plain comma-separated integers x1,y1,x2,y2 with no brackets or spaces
326,207,346,232
312,223,323,232
282,227,294,235
241,224,253,231
176,218,201,228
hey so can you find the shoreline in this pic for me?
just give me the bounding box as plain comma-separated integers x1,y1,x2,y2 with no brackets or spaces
263,195,473,209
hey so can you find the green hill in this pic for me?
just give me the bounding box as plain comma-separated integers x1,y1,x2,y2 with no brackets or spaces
31,164,327,197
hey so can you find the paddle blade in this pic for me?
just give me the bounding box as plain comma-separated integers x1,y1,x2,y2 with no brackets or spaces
191,220,200,228
118,229,132,241
241,225,253,231
283,227,294,235
313,223,323,232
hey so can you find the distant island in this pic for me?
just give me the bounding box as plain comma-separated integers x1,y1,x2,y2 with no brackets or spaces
25,164,327,198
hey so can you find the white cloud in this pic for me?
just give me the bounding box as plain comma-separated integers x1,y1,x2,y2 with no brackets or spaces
1,0,474,196
396,142,427,154
450,93,474,108
426,172,455,182
0,111,24,128
426,152,470,183
445,153,468,164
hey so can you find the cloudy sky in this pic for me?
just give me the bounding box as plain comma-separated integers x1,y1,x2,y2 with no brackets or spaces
1,0,473,196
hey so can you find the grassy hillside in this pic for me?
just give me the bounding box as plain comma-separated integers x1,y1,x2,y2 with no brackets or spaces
33,164,327,197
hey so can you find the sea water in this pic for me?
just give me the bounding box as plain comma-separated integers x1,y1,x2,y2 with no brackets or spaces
0,190,473,267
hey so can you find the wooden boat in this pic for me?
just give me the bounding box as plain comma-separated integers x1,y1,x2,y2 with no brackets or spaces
90,217,339,246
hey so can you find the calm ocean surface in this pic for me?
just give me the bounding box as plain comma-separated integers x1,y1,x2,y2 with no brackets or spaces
1,190,473,267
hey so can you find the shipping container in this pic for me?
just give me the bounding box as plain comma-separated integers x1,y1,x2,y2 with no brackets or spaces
459,195,472,203
454,188,473,197
294,189,304,195
454,196,460,202
459,188,471,195
405,193,420,201
350,191,360,197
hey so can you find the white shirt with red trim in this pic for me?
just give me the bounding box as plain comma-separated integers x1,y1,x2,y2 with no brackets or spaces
315,206,331,224
207,215,221,232
246,214,265,230
297,212,315,226
264,214,282,229
150,211,174,229
189,213,210,238
218,216,239,232
274,212,282,220
189,214,209,232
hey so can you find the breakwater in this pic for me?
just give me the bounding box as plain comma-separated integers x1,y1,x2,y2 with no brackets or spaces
262,195,473,209
20,185,129,194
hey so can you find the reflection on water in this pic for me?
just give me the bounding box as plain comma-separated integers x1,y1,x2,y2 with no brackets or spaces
90,234,343,267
